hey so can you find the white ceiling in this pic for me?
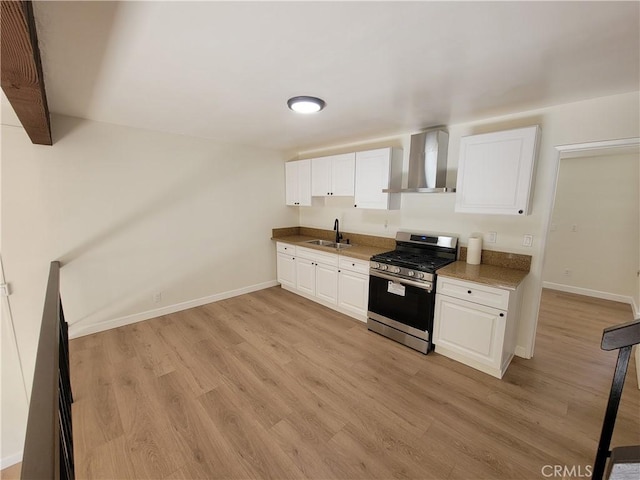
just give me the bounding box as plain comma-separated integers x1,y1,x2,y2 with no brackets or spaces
8,1,640,151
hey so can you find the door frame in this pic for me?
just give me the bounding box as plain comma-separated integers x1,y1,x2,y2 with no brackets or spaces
531,136,640,357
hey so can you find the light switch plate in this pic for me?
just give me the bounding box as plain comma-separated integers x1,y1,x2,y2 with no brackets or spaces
523,234,533,247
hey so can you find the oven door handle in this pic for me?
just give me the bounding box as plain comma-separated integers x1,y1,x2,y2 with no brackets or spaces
369,270,433,292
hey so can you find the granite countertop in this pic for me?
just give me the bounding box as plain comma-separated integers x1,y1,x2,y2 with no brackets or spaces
271,227,394,261
436,261,528,290
272,234,388,261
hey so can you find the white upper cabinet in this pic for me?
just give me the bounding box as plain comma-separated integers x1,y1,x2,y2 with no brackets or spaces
455,126,540,215
354,147,402,210
311,153,356,197
285,159,311,206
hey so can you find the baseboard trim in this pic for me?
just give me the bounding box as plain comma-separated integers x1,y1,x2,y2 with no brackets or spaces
69,280,279,338
543,282,637,311
1,451,22,470
514,345,530,359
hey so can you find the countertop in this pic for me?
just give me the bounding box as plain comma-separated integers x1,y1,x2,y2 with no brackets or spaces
436,261,528,290
272,235,389,261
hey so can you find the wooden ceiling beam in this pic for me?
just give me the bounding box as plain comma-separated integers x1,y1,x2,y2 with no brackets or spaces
1,0,52,145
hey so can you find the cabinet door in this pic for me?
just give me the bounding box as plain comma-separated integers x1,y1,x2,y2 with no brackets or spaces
434,294,506,369
285,162,298,206
315,263,338,305
296,257,315,296
311,156,332,197
285,160,311,206
338,270,368,320
455,126,539,215
276,253,296,288
331,153,356,196
297,159,312,206
354,149,391,210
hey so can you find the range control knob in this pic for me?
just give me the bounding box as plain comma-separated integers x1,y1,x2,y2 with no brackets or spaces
415,272,424,279
380,264,388,271
371,262,380,269
407,270,415,277
390,266,401,274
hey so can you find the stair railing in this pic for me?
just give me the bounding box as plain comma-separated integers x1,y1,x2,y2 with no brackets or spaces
20,261,74,480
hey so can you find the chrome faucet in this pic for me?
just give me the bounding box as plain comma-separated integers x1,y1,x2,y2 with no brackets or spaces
333,219,343,244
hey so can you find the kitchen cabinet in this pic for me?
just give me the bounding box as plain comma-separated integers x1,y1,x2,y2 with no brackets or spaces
337,257,369,321
311,153,356,197
433,276,522,378
455,126,540,215
285,159,311,206
276,242,296,288
295,247,339,305
354,147,402,210
275,242,369,321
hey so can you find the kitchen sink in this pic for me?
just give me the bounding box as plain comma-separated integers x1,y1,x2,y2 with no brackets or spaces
305,239,337,247
304,239,354,250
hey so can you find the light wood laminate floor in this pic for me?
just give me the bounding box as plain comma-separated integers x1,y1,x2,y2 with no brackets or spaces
66,287,639,480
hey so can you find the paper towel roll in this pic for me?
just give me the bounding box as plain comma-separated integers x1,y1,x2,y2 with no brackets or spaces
467,235,483,265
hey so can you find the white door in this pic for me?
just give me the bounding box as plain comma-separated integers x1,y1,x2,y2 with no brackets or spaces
315,263,338,305
338,270,368,319
455,126,538,215
311,156,332,197
297,159,312,206
276,253,296,288
434,295,505,369
354,148,390,210
285,161,297,205
296,257,316,296
331,153,356,196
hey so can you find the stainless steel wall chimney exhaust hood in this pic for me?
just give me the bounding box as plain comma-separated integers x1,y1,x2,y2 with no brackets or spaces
384,128,454,193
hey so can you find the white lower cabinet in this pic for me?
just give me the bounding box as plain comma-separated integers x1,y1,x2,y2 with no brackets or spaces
275,242,369,321
276,242,296,288
295,247,339,306
337,257,370,321
316,263,339,305
295,257,317,296
434,276,522,379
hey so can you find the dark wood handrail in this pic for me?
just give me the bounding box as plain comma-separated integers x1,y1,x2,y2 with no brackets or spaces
601,319,640,351
592,319,640,479
20,261,74,480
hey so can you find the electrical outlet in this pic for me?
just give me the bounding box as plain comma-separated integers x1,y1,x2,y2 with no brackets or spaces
564,269,571,276
486,232,497,243
571,224,578,232
152,291,162,304
522,234,533,247
550,223,557,232
0,283,9,296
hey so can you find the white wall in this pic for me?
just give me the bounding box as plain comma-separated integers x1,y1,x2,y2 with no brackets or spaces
298,91,640,358
0,150,29,468
543,151,639,312
1,115,296,421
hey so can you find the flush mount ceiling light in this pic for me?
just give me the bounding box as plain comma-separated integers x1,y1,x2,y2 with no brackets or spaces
287,96,326,114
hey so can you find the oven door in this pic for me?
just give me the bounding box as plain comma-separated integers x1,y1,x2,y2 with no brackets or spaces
367,271,436,346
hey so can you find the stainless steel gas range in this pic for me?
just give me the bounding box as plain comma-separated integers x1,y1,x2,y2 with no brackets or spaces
367,231,458,354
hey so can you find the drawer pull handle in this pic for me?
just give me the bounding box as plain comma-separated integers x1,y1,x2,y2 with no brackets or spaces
467,290,472,294
499,313,505,317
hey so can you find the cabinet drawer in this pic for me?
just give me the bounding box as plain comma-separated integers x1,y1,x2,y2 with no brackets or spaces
437,276,509,310
276,242,296,255
338,256,369,275
296,246,339,266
